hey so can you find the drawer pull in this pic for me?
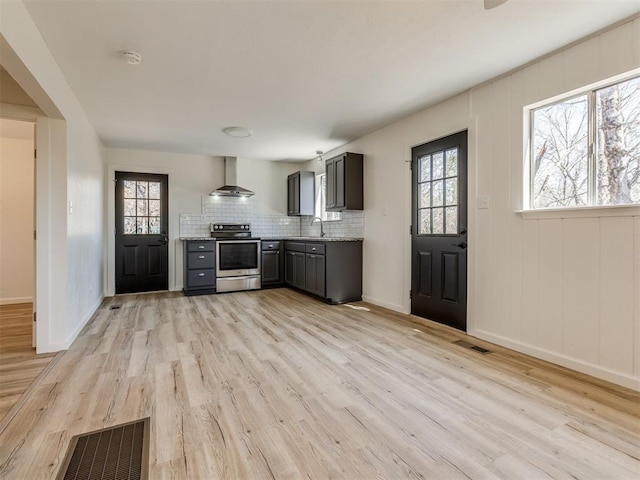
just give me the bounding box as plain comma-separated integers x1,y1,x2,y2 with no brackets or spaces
312,247,316,251
198,255,205,259
198,245,205,249
198,273,205,277
268,245,273,248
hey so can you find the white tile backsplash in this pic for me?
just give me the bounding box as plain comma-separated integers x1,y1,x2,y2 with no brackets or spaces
300,211,364,238
180,196,363,238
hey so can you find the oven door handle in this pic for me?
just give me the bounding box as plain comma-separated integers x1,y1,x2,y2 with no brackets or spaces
216,239,261,244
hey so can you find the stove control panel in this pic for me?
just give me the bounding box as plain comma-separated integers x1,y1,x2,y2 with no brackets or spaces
210,223,252,236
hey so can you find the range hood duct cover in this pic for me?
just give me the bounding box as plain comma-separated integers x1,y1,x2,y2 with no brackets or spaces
210,157,255,197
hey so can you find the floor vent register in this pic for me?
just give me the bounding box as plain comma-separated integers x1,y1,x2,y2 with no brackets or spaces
57,418,149,480
453,339,492,355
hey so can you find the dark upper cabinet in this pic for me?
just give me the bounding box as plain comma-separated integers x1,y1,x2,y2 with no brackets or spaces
287,171,315,216
325,152,363,211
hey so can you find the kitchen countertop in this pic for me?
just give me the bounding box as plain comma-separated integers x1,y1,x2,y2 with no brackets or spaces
262,237,363,242
180,237,217,241
180,236,363,242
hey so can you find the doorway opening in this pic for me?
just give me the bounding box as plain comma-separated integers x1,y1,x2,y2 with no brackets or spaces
0,118,36,348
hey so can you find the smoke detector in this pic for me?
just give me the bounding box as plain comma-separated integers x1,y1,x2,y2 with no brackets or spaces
121,50,142,65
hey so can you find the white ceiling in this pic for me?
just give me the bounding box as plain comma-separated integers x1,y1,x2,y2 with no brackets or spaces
22,0,640,161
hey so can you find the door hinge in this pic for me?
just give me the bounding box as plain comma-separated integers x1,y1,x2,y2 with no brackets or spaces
409,290,413,299
34,230,37,240
409,161,413,170
410,225,413,235
33,312,37,322
34,148,37,159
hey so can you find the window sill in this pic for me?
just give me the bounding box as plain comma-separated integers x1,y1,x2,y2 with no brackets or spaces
515,204,640,220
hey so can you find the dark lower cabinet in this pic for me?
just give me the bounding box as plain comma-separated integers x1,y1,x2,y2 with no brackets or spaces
284,240,362,304
261,241,283,286
182,238,361,302
183,240,216,296
285,248,306,290
305,253,326,297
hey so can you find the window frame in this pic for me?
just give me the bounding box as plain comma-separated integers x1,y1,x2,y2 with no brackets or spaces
525,71,640,210
315,173,342,222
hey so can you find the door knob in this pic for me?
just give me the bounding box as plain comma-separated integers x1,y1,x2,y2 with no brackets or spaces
159,235,169,245
450,242,467,249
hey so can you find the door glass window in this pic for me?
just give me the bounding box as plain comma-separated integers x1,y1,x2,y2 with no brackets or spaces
418,148,459,235
123,180,162,234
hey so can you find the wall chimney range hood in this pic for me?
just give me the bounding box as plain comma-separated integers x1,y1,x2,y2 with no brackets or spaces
210,157,254,197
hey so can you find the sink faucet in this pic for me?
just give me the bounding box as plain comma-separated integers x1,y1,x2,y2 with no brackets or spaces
311,217,325,237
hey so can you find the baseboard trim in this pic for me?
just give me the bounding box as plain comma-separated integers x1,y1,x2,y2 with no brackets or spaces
471,328,640,392
63,295,104,349
0,296,34,305
361,295,409,315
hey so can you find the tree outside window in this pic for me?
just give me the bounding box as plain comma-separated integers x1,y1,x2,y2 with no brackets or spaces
531,75,639,209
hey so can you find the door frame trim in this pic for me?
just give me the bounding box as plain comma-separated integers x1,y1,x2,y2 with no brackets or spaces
106,164,175,296
0,104,65,354
403,118,478,336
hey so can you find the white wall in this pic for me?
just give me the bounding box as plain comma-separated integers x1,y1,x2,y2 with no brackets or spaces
237,157,302,216
0,122,34,304
321,18,640,389
468,19,640,390
1,1,106,352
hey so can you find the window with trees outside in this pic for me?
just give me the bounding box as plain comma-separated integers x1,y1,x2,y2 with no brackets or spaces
530,74,639,209
315,174,342,221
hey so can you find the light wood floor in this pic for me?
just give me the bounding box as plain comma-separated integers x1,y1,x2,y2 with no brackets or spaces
0,289,638,479
0,303,57,421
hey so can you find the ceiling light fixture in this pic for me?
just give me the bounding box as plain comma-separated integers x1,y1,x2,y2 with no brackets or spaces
484,0,508,10
121,50,142,65
223,126,252,138
316,150,324,163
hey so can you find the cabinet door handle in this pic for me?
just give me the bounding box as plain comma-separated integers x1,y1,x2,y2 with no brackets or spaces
198,245,205,249
198,255,205,259
312,247,316,251
268,245,273,249
198,273,205,277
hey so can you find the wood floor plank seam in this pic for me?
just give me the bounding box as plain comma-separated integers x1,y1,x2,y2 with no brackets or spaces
0,290,638,479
